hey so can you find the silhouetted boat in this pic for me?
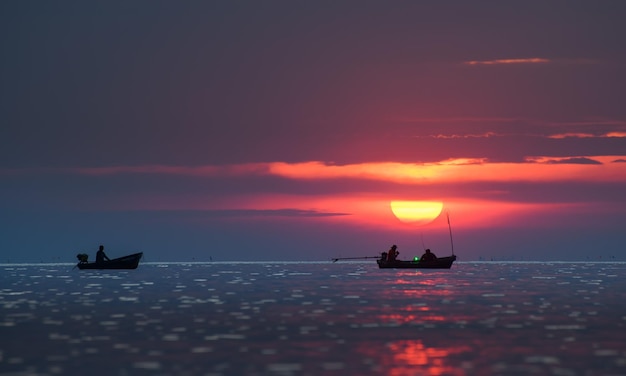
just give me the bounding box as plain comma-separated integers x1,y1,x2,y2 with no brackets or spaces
333,213,458,269
332,254,457,269
377,255,457,269
76,252,143,270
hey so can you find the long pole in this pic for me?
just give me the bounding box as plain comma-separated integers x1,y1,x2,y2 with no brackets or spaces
332,256,379,263
447,212,455,255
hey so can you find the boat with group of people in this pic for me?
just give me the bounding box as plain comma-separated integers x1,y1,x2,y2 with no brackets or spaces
332,246,457,269
377,246,457,269
332,213,458,269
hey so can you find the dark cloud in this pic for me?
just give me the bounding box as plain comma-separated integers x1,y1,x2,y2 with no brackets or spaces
542,157,602,165
194,209,350,218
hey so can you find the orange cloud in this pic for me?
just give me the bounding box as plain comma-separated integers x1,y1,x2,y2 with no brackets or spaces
548,132,626,139
464,58,550,65
606,132,626,138
429,132,497,139
547,133,596,139
8,156,624,185
26,158,621,232
265,157,625,184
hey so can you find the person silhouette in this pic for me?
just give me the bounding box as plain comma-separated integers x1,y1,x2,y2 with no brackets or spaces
96,245,110,263
420,248,437,262
387,244,399,261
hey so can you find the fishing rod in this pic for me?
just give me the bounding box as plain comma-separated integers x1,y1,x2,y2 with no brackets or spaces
331,256,380,263
447,212,455,256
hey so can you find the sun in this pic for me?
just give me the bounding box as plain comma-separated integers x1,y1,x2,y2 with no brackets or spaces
390,201,444,225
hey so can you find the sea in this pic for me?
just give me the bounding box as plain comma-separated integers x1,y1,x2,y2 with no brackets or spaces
1,261,625,376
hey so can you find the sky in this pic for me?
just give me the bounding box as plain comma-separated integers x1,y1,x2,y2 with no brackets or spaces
1,1,625,262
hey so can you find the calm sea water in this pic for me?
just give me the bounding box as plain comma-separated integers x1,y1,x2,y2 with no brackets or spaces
1,261,625,376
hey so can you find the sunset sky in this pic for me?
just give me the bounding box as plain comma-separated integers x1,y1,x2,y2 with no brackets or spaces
1,2,625,262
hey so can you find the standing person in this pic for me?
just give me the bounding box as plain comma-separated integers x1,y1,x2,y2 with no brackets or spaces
96,245,110,263
420,248,437,262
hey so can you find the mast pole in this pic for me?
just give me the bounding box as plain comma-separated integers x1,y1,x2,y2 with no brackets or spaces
447,212,455,256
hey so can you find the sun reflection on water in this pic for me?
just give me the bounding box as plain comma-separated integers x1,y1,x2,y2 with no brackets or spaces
3,263,626,375
356,339,471,376
388,340,471,376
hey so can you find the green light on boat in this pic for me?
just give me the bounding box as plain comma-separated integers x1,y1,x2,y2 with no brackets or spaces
413,256,420,261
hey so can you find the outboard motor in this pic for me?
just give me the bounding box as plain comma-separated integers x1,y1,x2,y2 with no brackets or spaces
76,253,89,263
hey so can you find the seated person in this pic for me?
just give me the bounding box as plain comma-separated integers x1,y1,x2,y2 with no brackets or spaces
387,245,399,261
96,245,110,263
420,248,437,262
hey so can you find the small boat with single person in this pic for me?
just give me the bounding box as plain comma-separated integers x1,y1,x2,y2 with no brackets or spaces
76,252,143,270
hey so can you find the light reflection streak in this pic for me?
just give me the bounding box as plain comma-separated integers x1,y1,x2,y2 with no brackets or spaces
357,339,471,376
378,275,470,325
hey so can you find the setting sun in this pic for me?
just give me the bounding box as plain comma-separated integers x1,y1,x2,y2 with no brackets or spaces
390,201,444,225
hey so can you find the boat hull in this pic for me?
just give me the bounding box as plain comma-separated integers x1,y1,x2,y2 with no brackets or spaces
377,255,456,269
77,252,143,270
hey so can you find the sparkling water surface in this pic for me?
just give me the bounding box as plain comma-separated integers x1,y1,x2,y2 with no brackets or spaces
1,262,625,375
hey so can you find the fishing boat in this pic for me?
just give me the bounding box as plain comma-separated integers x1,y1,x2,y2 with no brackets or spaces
331,253,457,269
376,255,456,269
76,252,143,270
332,212,458,269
